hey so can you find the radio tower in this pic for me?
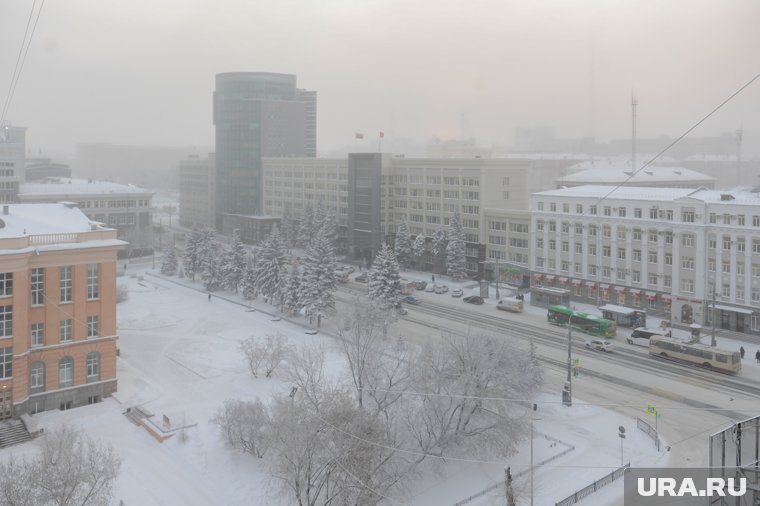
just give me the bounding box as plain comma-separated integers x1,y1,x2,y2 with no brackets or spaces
631,93,638,171
736,127,743,186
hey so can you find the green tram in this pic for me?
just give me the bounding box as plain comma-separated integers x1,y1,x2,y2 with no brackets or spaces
547,305,617,338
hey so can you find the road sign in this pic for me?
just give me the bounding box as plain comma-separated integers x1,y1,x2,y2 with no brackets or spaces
573,357,580,367
646,404,657,416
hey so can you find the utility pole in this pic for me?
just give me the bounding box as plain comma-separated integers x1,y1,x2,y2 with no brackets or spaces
711,286,717,347
530,403,538,506
495,257,500,300
563,322,572,406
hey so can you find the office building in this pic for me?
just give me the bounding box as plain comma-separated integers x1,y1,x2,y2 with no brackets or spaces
0,125,25,203
179,154,215,229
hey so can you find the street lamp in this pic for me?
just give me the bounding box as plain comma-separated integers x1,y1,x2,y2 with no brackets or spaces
530,403,538,506
495,257,501,300
562,322,572,406
618,426,626,466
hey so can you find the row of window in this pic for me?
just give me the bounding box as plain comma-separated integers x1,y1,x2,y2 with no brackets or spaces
29,353,101,390
0,264,99,304
30,316,99,346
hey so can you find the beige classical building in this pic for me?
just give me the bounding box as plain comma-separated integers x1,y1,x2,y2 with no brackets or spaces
0,203,125,418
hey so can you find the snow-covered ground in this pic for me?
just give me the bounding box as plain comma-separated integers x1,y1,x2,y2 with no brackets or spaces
0,267,707,506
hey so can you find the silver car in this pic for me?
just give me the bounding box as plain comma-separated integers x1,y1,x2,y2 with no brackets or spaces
585,339,613,352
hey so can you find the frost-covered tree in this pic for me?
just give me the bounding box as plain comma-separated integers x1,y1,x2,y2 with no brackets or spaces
182,227,204,281
222,229,247,292
431,228,446,257
446,210,467,280
280,206,295,249
282,266,302,315
367,243,402,310
298,231,337,327
412,234,426,264
253,225,288,305
241,262,257,300
407,331,542,459
160,246,178,276
297,202,315,247
211,398,271,459
394,220,412,268
0,426,121,506
201,239,223,291
320,207,339,250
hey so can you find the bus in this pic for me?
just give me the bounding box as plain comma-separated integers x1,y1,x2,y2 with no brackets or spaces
649,336,741,374
547,305,617,338
599,304,646,328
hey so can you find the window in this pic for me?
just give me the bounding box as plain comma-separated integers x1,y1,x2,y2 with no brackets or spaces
617,248,626,260
575,224,583,235
575,243,583,254
550,203,556,212
633,249,641,262
682,234,694,247
664,253,672,266
576,204,583,214
549,240,556,251
664,232,673,245
30,361,45,392
619,207,626,217
681,256,695,269
603,206,611,216
648,231,657,243
603,226,611,238
723,214,731,225
722,261,731,274
0,273,12,297
87,263,99,300
563,203,570,213
722,286,731,298
561,222,570,233
681,279,694,293
754,216,760,227
549,221,556,232
87,316,99,338
603,246,611,257
589,225,597,237
738,215,745,226
60,319,72,343
588,244,597,256
708,259,716,272
708,236,717,249
536,220,544,232
575,263,582,274
0,347,12,379
682,211,695,223
617,227,626,240
86,352,100,383
536,238,544,249
561,261,569,272
590,205,597,215
31,267,44,306
753,264,760,278
737,262,745,275
589,265,597,276
59,266,72,303
754,240,760,254
59,357,73,388
562,241,569,252
723,236,732,250
537,202,544,211
709,213,717,224
664,276,672,288
617,270,626,281
648,273,658,286
634,208,642,218
737,239,745,252
31,323,44,348
633,229,641,241
0,305,11,338
602,267,611,279
648,251,657,263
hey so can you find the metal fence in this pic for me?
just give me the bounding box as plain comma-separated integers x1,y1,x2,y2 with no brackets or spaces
451,433,575,506
636,416,661,451
555,463,630,506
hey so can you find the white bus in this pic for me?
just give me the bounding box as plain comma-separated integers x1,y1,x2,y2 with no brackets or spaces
649,336,741,374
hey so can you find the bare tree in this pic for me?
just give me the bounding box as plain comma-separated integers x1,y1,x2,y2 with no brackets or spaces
282,344,328,408
211,399,271,458
0,426,121,506
239,334,291,378
406,331,542,461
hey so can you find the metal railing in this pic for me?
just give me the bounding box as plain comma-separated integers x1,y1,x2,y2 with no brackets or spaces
555,463,630,506
636,416,661,451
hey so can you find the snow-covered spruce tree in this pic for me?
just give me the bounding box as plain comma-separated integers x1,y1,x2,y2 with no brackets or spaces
320,207,339,251
431,228,446,256
446,209,467,280
393,220,412,268
297,202,315,247
280,207,294,249
201,239,223,291
182,227,204,281
367,243,402,310
222,229,247,293
241,262,257,300
283,266,302,315
298,231,337,327
253,225,288,305
160,246,178,276
412,234,426,266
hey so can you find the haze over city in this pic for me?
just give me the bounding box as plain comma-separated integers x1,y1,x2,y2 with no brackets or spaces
1,0,759,156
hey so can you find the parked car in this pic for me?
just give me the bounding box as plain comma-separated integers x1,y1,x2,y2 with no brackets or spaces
425,284,435,292
451,288,463,298
463,295,484,305
401,295,421,305
434,284,449,294
586,339,614,352
397,307,408,316
354,273,368,283
414,281,428,290
496,297,523,313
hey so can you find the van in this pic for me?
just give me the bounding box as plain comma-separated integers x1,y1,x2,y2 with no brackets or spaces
626,327,663,346
496,297,523,313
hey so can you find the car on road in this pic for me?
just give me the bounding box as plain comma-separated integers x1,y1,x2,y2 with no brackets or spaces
434,284,449,294
451,288,463,298
396,307,408,315
414,281,427,290
425,284,435,292
354,274,368,283
462,295,484,305
496,297,523,313
585,339,613,352
401,295,421,305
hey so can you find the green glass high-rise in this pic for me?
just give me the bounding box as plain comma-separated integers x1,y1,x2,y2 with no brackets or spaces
214,72,316,219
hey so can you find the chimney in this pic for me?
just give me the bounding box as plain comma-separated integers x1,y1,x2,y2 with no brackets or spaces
2,205,7,215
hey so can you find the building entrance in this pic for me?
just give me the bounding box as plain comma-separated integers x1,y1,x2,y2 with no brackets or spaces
0,388,12,419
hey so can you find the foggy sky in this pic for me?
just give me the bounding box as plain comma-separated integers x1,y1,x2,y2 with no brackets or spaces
1,0,759,156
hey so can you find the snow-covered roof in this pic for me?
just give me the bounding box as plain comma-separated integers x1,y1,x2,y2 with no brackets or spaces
0,203,101,238
534,185,760,206
557,163,715,184
19,177,152,197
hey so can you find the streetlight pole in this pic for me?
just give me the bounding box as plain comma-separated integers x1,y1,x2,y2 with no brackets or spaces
563,321,572,406
495,257,500,300
530,403,538,506
710,286,717,347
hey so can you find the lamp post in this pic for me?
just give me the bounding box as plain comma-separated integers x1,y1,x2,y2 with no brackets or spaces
530,403,538,506
562,322,572,406
495,257,501,300
618,426,626,466
710,286,717,347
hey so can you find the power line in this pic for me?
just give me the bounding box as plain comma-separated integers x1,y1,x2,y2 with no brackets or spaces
1,0,37,124
1,0,46,126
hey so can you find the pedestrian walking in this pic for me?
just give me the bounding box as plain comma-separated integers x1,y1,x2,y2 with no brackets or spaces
740,346,745,359
755,350,760,363
208,293,212,302
432,274,435,283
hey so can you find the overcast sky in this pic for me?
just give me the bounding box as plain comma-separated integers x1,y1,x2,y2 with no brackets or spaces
1,0,759,156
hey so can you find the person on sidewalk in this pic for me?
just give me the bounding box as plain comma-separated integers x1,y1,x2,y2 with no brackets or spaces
208,293,212,302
